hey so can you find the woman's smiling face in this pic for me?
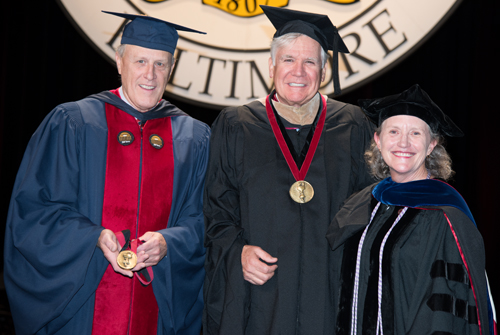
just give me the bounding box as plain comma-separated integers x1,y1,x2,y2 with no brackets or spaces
374,115,437,183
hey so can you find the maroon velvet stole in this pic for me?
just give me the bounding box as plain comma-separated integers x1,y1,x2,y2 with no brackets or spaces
92,91,174,335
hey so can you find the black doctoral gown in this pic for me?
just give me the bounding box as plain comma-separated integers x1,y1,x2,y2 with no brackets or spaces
203,96,375,335
327,178,496,335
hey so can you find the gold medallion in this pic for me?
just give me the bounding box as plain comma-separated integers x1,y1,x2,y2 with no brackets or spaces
117,250,137,270
289,180,314,203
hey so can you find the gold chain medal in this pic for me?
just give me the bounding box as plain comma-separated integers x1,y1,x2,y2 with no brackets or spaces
265,92,326,204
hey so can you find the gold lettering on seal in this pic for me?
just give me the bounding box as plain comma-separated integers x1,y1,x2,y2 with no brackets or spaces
202,0,289,17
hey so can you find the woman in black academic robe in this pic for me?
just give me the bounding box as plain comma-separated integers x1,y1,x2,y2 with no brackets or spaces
327,84,496,335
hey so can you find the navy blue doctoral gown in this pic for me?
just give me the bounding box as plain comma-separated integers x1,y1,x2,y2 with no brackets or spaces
4,91,210,335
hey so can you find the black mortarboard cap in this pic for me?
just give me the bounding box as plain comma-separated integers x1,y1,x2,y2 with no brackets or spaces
358,84,463,137
260,5,349,95
103,11,206,54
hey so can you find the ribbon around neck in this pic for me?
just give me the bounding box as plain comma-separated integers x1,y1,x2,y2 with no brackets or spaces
265,94,327,181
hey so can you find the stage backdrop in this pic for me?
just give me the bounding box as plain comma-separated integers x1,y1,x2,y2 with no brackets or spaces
58,0,461,108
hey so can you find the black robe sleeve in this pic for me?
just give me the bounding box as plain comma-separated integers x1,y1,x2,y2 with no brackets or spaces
203,107,250,334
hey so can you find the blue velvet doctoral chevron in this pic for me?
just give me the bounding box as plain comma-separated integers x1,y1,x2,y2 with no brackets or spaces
372,177,475,225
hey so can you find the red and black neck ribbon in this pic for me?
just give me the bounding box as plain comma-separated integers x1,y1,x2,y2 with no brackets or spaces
265,92,327,182
93,89,174,335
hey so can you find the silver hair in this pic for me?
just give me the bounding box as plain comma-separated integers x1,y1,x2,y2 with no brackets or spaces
116,44,127,58
364,124,455,181
115,44,174,64
270,33,328,68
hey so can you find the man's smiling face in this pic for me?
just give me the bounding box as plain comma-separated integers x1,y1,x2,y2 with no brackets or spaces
116,44,173,113
269,34,326,108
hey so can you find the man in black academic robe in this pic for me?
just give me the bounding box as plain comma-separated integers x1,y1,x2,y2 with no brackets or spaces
203,6,375,335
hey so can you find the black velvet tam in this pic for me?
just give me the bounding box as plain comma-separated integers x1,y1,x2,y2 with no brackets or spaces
358,84,464,137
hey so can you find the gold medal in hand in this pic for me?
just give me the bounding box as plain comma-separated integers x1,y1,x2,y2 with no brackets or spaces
117,250,137,270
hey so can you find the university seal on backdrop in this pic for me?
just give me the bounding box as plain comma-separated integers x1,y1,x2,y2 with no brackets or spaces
58,0,461,108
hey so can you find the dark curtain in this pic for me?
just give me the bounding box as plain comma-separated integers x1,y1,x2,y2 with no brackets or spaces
1,0,498,323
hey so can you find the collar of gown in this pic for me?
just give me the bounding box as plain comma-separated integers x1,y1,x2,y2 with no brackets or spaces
372,177,475,224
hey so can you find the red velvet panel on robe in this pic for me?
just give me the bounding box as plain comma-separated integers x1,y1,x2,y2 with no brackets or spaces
92,99,174,335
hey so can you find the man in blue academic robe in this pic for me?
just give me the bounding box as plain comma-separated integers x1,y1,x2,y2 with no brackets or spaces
4,12,209,335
